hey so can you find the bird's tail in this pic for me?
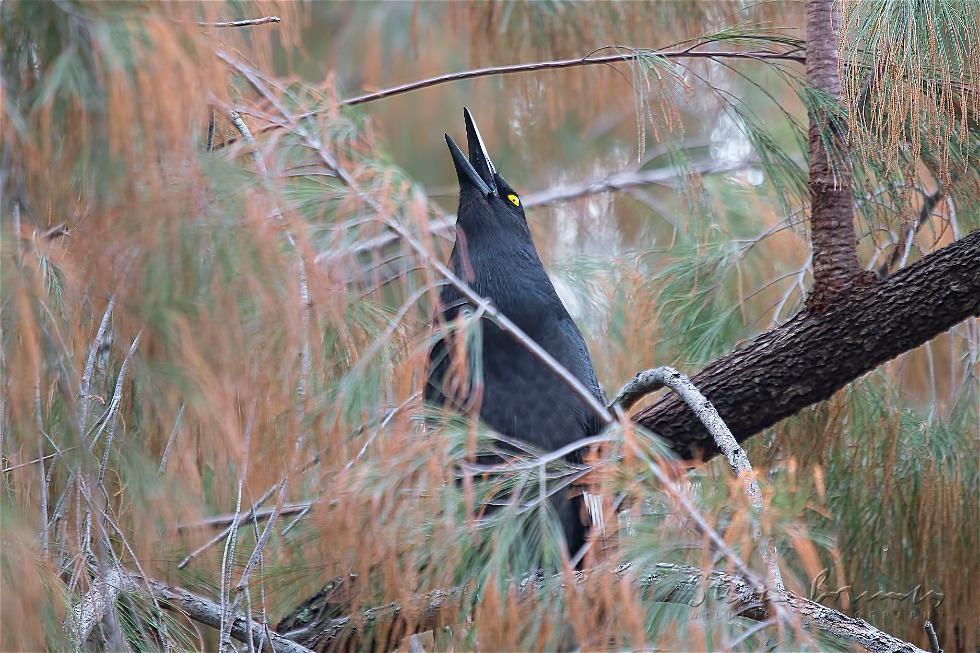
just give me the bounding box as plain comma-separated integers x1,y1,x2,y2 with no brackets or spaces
555,490,588,568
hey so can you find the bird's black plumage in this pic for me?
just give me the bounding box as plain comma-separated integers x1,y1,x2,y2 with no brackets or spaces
426,109,605,559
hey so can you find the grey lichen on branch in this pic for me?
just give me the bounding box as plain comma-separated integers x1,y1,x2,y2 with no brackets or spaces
611,366,785,593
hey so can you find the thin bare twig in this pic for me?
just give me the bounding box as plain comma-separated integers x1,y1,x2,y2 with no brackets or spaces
217,103,314,636
177,484,278,568
96,331,142,485
205,108,216,153
177,503,312,533
220,401,258,652
343,48,804,106
34,380,50,555
316,158,749,265
158,402,185,473
522,159,751,206
214,42,803,148
2,448,73,474
78,297,116,441
199,16,281,28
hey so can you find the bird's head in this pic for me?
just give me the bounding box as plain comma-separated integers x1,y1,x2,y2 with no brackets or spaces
445,108,528,237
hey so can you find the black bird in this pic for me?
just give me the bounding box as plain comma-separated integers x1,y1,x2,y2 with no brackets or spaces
426,109,605,559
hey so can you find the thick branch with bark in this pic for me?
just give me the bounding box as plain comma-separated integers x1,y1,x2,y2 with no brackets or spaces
805,0,863,302
632,228,980,460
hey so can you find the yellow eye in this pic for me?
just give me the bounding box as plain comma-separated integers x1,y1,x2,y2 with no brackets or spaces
507,194,520,206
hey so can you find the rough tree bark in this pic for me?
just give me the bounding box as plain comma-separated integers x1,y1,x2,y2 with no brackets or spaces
805,0,864,303
633,215,980,461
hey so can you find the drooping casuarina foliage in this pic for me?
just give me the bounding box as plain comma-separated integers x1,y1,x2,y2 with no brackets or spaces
1,1,977,651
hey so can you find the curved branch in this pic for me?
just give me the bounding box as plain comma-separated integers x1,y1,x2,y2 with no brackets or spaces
612,367,785,592
341,48,804,107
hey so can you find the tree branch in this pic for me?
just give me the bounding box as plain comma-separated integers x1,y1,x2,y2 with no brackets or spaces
315,158,748,264
65,568,313,653
632,228,980,461
198,16,281,28
805,0,863,303
217,43,803,147
279,563,925,653
135,574,312,653
340,48,804,107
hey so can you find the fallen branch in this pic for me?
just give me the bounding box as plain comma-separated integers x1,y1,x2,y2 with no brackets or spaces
67,567,311,652
64,567,128,644
279,562,925,653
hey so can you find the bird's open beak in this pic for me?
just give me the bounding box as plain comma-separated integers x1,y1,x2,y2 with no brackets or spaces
463,108,498,197
446,133,493,198
445,108,499,199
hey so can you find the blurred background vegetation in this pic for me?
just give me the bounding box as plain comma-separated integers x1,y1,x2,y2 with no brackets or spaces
2,1,977,651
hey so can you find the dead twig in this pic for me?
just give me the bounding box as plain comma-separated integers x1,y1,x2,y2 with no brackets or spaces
158,402,184,473
177,503,312,533
214,42,803,148
924,621,943,653
198,16,281,28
